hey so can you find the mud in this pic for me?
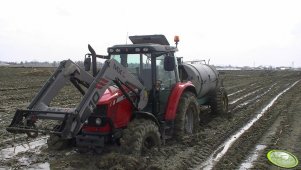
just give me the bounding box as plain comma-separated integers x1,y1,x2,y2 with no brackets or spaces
0,67,301,169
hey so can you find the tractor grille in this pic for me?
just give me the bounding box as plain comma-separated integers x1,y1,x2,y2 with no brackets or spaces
93,105,107,116
88,105,108,127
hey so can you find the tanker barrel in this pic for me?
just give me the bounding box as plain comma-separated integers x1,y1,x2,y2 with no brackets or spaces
180,63,219,98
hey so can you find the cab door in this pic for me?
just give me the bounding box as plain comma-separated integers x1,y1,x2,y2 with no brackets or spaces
155,55,177,114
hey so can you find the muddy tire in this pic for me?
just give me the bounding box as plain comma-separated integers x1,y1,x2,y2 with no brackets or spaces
120,119,160,156
174,91,200,140
210,87,229,116
47,125,71,150
47,134,70,150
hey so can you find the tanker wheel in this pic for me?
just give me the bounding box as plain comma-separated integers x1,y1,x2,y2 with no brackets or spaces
174,91,200,140
210,87,229,116
47,125,71,150
120,118,160,156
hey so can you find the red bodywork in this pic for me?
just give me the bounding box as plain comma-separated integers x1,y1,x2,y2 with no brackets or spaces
82,86,133,133
82,81,195,133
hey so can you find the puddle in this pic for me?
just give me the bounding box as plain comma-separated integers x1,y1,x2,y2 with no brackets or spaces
27,162,50,170
193,80,300,170
238,144,267,170
228,89,246,97
0,136,48,160
0,134,27,145
229,87,263,105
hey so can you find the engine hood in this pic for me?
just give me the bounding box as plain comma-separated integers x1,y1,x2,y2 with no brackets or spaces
97,86,121,105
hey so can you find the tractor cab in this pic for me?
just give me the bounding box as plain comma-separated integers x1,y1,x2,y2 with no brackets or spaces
107,35,180,117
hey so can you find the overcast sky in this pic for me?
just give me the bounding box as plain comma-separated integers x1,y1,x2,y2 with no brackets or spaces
0,0,301,67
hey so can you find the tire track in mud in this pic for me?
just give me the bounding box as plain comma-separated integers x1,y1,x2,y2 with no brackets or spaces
227,88,246,97
226,82,256,95
146,77,296,169
231,83,277,112
143,79,288,169
227,80,273,102
193,80,300,170
231,80,301,170
229,86,264,105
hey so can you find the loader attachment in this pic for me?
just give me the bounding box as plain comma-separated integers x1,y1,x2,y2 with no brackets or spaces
7,54,148,139
6,59,94,138
7,109,74,137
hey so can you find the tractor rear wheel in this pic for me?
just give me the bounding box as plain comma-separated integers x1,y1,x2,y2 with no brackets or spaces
120,119,160,156
174,91,200,140
210,87,229,116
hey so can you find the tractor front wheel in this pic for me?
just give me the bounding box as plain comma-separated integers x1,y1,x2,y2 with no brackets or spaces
47,134,69,150
174,91,200,140
47,125,71,150
120,119,160,156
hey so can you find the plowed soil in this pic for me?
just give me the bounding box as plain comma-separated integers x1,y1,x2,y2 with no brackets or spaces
0,67,300,169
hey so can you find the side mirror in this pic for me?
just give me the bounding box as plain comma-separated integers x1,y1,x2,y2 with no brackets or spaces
164,56,175,71
84,57,91,71
88,44,96,56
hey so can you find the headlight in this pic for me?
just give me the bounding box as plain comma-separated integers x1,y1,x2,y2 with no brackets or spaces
95,118,102,125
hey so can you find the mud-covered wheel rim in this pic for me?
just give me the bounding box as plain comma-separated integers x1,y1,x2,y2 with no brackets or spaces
142,135,157,152
184,106,194,134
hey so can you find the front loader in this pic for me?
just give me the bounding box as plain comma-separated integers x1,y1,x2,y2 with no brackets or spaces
7,35,228,154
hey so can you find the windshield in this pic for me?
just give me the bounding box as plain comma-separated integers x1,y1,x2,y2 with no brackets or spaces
111,53,176,90
111,53,151,75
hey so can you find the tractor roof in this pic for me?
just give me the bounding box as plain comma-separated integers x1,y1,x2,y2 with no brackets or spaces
129,35,170,45
107,35,178,54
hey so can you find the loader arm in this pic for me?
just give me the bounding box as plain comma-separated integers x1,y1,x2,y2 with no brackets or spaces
66,58,148,138
7,59,148,139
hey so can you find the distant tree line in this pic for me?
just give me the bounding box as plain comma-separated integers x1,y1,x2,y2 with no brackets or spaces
0,60,104,68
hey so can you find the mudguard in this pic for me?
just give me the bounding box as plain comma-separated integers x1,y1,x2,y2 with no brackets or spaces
164,82,197,121
132,111,160,126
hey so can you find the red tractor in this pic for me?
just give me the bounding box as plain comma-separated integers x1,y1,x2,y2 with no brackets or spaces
7,35,228,155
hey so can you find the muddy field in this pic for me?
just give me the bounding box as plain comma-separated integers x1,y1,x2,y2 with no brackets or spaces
0,67,301,169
